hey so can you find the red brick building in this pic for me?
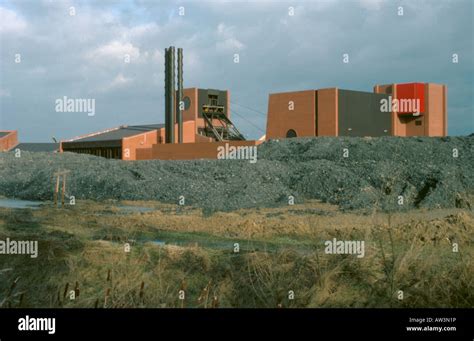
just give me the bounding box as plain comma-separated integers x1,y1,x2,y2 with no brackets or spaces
266,82,447,139
0,131,18,151
61,88,258,160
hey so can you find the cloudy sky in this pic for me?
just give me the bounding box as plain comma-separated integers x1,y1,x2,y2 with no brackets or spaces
0,0,473,141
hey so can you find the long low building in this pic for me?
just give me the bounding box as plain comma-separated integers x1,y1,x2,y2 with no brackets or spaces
61,124,165,159
60,87,257,160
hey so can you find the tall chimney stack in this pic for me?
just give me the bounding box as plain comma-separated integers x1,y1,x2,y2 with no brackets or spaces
164,47,170,143
164,46,176,143
176,48,183,143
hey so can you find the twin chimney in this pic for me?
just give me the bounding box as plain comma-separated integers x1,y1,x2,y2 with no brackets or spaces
164,46,183,143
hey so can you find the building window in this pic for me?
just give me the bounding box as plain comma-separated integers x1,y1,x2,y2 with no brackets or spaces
415,120,422,126
183,96,191,110
208,94,218,106
286,129,297,138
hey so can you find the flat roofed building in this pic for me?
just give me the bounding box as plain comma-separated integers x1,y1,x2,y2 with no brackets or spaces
61,124,164,160
266,82,447,139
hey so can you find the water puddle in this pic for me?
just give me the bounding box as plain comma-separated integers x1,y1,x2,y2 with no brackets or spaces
151,240,166,246
0,198,43,210
117,205,155,213
139,232,316,254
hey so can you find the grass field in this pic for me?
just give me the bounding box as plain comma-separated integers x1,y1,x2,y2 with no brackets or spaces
0,200,472,308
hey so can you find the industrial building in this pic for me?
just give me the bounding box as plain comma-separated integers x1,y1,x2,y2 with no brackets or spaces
0,131,18,152
61,46,256,160
60,87,257,160
374,83,447,137
135,87,260,160
14,143,60,152
61,80,447,160
266,82,447,139
0,131,59,153
61,124,164,159
4,47,448,161
4,81,448,160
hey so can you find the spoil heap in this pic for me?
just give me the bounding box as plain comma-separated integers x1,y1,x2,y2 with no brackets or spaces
0,136,472,212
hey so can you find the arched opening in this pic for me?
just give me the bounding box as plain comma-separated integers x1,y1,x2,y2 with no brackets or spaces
183,96,191,110
286,129,297,138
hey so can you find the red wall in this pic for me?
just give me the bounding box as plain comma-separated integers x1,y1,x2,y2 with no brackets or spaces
395,83,425,114
0,131,18,151
122,130,159,160
137,140,261,161
317,88,339,136
134,121,201,160
266,90,317,139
